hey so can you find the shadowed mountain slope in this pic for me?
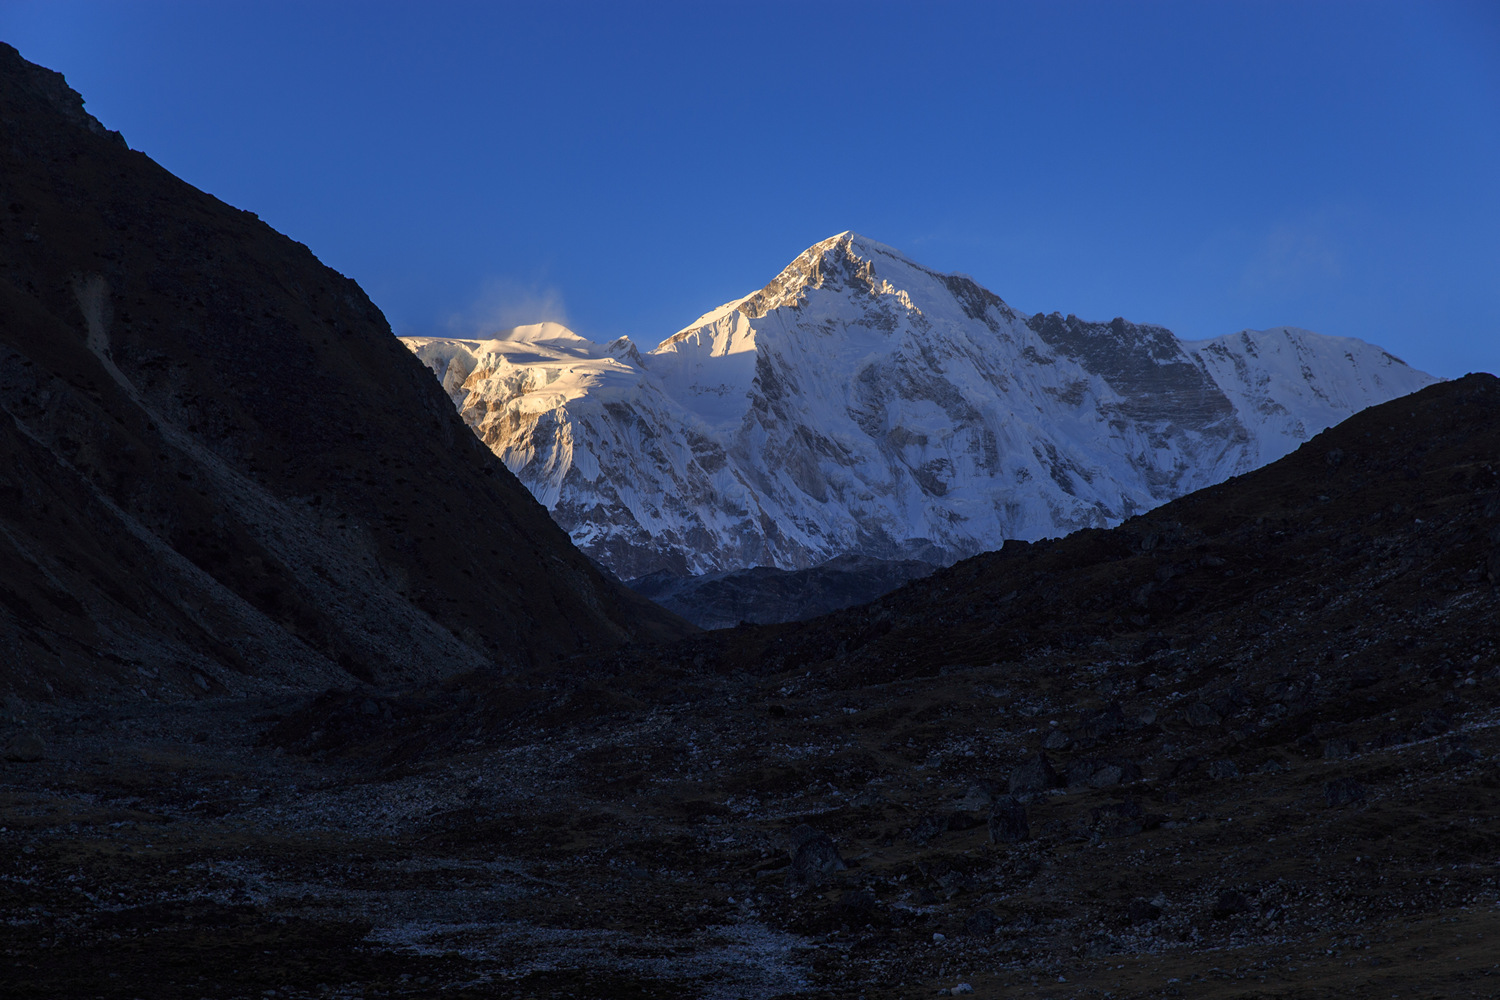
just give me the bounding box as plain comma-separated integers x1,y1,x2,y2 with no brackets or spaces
719,373,1500,685
0,44,689,699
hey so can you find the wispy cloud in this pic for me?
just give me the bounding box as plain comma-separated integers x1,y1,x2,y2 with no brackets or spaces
443,277,570,337
1239,212,1345,295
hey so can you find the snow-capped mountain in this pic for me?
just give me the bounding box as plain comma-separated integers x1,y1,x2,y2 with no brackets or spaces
403,233,1437,578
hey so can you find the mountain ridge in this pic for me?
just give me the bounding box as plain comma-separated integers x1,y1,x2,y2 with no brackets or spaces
405,233,1435,578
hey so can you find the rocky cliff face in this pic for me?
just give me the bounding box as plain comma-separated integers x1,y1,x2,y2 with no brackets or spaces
0,44,687,699
406,234,1436,579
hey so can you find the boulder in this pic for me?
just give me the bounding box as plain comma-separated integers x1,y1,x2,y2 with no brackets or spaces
2,731,44,762
1042,728,1074,751
1212,889,1252,919
909,812,950,845
1079,703,1125,739
1185,702,1222,728
1008,753,1059,798
1089,763,1125,788
787,825,846,885
1090,799,1150,838
964,909,1001,937
1442,738,1481,766
1323,737,1357,760
949,782,996,830
1414,711,1451,738
988,796,1031,843
954,780,997,812
838,887,878,915
1207,759,1240,780
1324,777,1367,808
1072,757,1142,788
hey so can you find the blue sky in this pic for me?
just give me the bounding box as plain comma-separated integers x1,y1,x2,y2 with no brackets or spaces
3,0,1496,378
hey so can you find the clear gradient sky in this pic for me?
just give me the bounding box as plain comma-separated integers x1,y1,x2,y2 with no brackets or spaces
3,1,1496,378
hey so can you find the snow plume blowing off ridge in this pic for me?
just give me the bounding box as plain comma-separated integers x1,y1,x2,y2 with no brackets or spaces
437,276,571,341
403,232,1438,579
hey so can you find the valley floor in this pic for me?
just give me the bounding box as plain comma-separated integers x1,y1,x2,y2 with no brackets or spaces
4,654,1498,999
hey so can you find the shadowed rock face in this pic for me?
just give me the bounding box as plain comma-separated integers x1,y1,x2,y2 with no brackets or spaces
1025,312,1237,435
0,44,689,698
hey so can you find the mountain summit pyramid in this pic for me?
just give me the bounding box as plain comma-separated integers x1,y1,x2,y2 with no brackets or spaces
404,232,1437,579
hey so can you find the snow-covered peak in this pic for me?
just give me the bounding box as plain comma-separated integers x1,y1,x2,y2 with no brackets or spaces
812,230,915,266
488,321,591,347
403,234,1437,578
1185,325,1426,467
728,230,952,320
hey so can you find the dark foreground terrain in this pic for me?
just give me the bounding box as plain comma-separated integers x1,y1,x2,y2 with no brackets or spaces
5,376,1500,998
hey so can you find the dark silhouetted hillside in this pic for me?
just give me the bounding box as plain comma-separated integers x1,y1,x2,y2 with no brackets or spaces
0,44,688,699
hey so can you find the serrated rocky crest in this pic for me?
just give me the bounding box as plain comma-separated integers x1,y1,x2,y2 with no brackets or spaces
404,233,1436,578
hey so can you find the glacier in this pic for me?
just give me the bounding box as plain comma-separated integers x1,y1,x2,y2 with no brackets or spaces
403,233,1437,578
